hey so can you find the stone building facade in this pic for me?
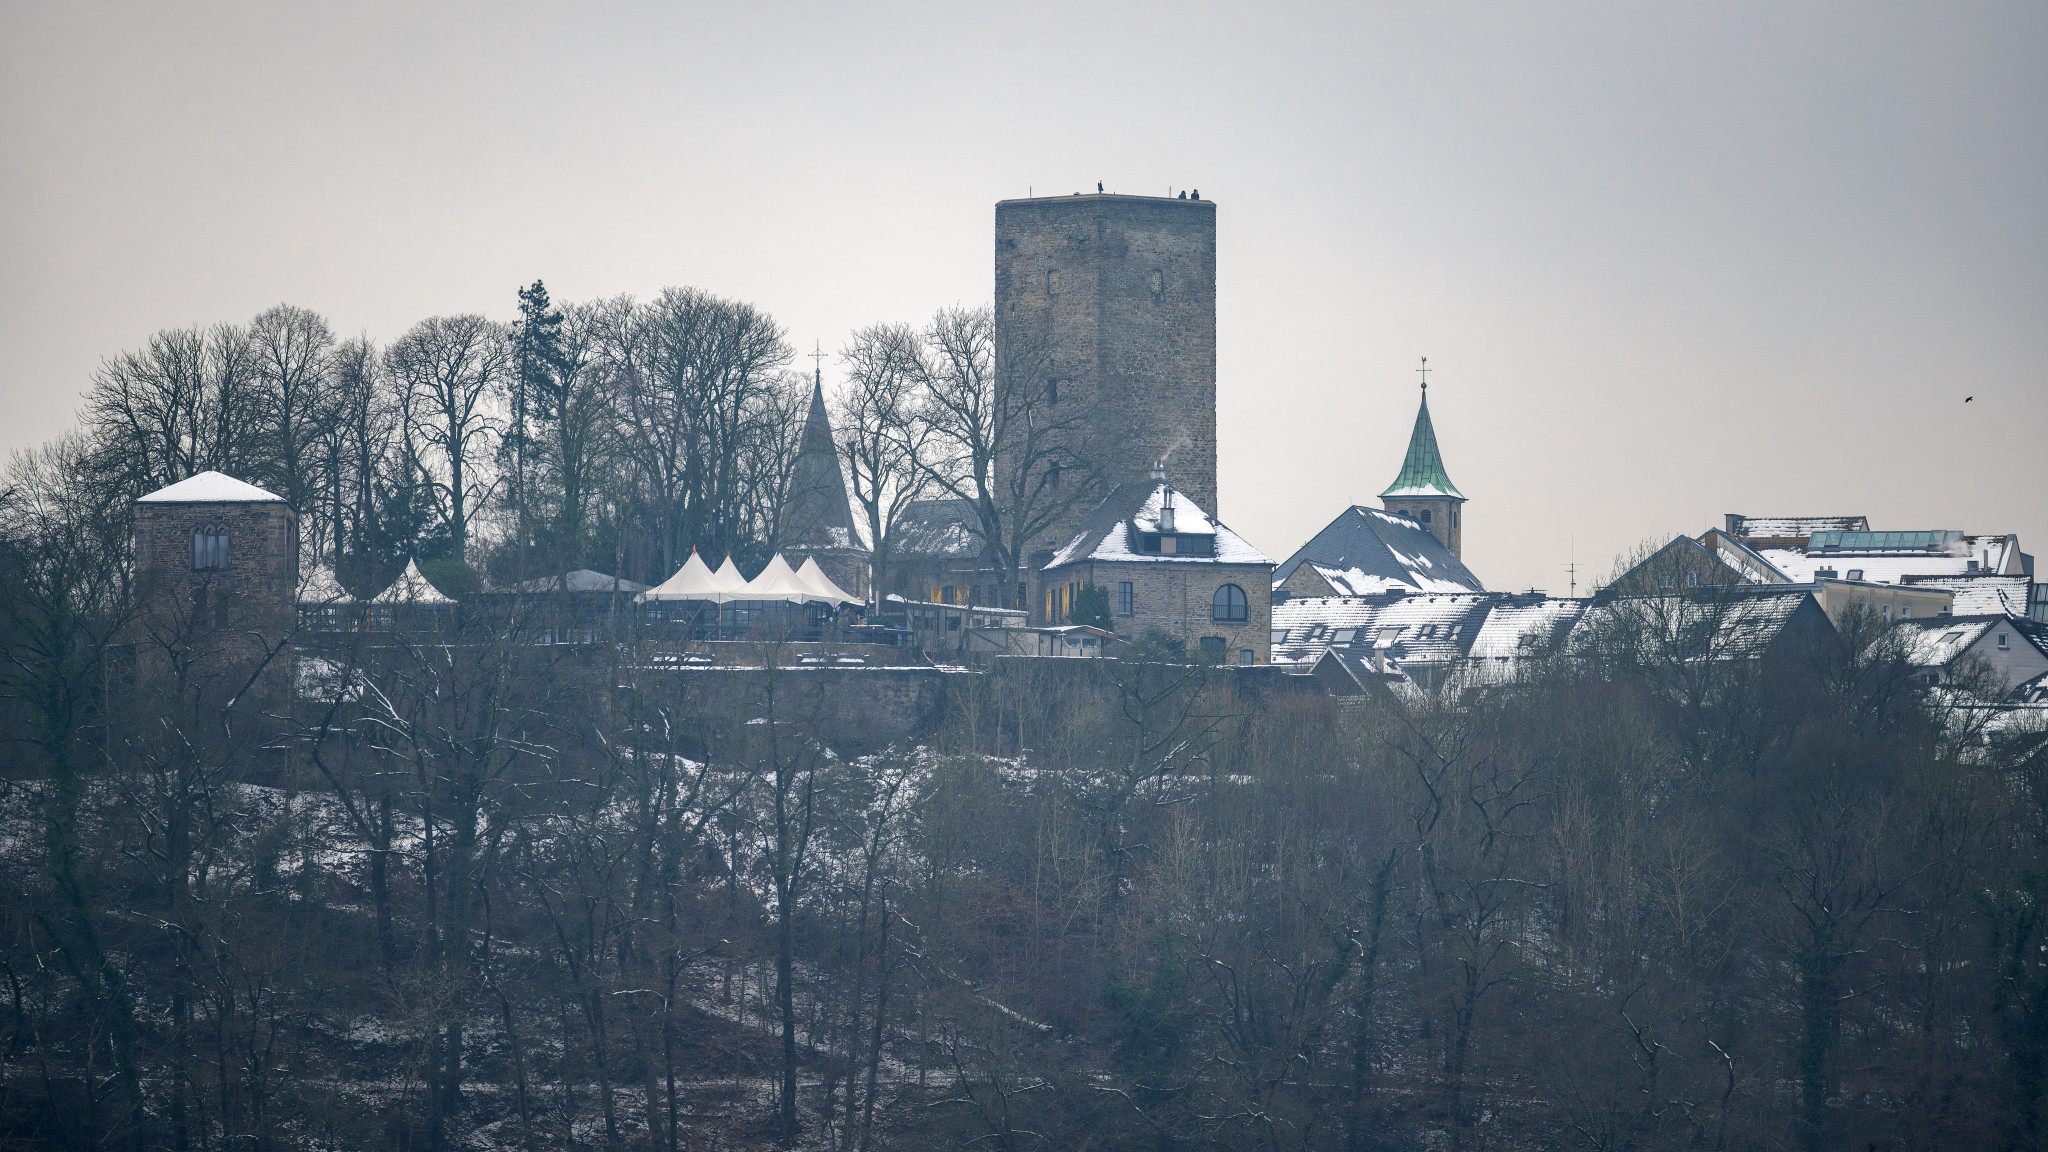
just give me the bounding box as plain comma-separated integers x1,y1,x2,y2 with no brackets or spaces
995,193,1218,540
1037,471,1273,663
131,471,299,701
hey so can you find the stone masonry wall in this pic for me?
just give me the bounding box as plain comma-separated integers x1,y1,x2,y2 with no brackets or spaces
995,195,1218,545
1042,559,1272,663
133,500,298,699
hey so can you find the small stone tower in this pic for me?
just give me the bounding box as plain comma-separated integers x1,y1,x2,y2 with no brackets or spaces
131,471,299,701
1380,374,1467,558
995,191,1218,545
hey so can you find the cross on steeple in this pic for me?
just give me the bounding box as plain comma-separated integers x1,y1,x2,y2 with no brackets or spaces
809,340,827,382
1417,356,1430,392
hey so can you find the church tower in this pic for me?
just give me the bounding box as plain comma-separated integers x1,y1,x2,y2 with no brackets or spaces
779,363,869,598
1380,364,1467,558
994,191,1217,545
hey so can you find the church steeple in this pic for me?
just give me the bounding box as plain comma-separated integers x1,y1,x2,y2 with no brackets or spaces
779,352,866,600
1379,359,1468,557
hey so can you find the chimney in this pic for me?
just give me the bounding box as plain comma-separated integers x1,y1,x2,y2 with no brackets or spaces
1159,487,1176,533
1149,460,1167,483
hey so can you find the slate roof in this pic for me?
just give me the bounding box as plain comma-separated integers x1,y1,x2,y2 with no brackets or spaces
1270,593,1500,667
1381,390,1464,500
780,372,864,553
136,471,286,504
1902,574,2032,617
1273,506,1484,595
1726,515,1867,541
1046,481,1269,569
892,499,985,560
1570,589,1827,662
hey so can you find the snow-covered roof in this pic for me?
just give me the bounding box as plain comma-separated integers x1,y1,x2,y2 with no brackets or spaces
1896,618,2000,668
1046,482,1270,569
1726,515,1867,541
1269,593,1500,667
371,560,455,605
501,569,649,595
1762,548,1985,585
1902,574,2032,617
1467,598,1587,662
1273,506,1485,595
136,471,286,504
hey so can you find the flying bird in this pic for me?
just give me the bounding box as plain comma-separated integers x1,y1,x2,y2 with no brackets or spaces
1965,396,1974,403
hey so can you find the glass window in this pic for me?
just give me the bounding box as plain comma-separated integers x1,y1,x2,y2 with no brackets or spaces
192,525,228,570
1418,509,1431,523
1999,633,2010,649
1212,583,1248,623
1118,581,1133,615
1239,649,1254,666
1657,572,1674,588
1199,636,1226,659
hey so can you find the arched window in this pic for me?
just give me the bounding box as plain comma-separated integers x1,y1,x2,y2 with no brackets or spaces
1212,583,1248,623
193,525,228,570
1418,508,1432,523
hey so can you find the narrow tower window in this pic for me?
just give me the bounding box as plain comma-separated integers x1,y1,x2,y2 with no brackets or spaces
193,525,229,570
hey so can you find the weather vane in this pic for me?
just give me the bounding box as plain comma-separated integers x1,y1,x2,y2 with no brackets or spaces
1417,356,1429,392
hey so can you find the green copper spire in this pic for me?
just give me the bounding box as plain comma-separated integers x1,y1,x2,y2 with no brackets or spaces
1380,375,1465,500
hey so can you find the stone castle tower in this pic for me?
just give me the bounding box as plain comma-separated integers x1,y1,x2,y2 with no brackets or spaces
131,471,299,704
1380,380,1467,558
994,192,1217,544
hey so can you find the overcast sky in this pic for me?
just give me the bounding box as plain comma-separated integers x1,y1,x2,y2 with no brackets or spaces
4,1,2042,592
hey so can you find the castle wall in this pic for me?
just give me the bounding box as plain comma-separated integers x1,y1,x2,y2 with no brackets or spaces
995,195,1218,543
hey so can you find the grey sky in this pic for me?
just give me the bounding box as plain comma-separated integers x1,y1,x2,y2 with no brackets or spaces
4,1,2042,593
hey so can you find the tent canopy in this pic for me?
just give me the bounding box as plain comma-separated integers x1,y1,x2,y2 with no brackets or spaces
738,553,817,603
640,552,860,607
794,557,860,606
372,559,454,605
639,551,733,603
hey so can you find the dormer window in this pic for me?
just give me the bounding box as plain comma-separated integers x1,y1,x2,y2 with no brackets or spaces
193,525,228,570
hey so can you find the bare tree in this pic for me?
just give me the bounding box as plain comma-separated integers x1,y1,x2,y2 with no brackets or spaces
83,323,263,499
915,305,1095,609
836,323,930,605
385,315,509,561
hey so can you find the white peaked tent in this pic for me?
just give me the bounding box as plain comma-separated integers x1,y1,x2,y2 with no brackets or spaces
794,557,859,606
373,559,455,604
737,553,819,603
711,556,747,598
639,550,733,603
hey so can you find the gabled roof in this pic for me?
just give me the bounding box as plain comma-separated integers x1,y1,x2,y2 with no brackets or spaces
1901,574,2032,617
1269,592,1498,667
1571,588,1829,663
1380,390,1464,500
1273,506,1484,595
1046,481,1269,569
892,499,984,560
136,471,286,504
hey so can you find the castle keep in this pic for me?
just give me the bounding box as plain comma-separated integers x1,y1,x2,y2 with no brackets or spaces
994,193,1218,528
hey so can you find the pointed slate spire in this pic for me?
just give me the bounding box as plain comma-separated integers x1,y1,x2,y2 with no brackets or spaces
781,363,861,551
1380,377,1465,500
